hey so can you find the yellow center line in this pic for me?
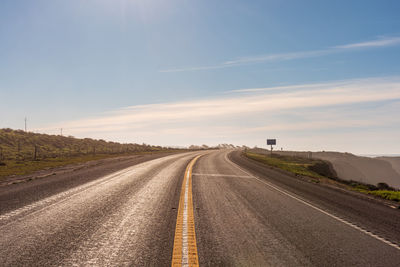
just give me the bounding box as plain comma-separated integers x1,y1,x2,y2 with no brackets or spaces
172,155,201,267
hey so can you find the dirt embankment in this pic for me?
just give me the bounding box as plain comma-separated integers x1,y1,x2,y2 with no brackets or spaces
378,157,400,175
0,152,178,187
253,148,400,189
312,152,400,189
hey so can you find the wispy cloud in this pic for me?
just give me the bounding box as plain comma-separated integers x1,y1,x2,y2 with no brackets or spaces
228,77,394,93
159,64,236,73
37,77,400,151
160,36,400,73
334,36,400,49
221,50,330,66
227,80,344,93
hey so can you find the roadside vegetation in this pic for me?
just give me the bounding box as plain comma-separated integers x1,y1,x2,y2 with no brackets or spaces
245,152,336,180
347,181,400,202
0,128,183,178
245,151,400,203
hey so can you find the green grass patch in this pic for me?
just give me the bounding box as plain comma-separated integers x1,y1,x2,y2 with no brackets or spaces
366,190,400,202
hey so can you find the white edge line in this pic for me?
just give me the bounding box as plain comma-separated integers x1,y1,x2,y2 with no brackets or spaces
224,151,400,251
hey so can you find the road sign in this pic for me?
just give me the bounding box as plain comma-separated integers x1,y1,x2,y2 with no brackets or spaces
267,139,276,145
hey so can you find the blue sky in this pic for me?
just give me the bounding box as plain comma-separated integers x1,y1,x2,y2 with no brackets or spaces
1,0,400,153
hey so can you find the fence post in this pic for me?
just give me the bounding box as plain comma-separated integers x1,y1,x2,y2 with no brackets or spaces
34,145,38,160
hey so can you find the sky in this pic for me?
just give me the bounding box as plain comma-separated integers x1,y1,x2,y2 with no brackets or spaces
1,0,400,154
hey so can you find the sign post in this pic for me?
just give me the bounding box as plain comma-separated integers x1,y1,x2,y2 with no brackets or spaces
266,139,276,157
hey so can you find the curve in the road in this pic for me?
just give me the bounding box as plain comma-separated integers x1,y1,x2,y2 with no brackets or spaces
1,149,400,266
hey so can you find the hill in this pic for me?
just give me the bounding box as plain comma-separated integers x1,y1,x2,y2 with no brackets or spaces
0,128,180,178
251,148,400,189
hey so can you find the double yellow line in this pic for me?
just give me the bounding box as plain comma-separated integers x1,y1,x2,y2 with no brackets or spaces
171,156,201,267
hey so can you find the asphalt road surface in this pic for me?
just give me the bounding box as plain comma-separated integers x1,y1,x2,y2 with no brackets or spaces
0,150,399,266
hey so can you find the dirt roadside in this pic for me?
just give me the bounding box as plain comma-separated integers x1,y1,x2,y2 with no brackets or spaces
0,152,181,187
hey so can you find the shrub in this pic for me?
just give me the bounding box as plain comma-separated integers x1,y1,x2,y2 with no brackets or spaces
377,182,394,191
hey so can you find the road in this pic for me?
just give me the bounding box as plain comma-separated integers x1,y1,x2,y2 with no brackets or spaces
0,150,399,266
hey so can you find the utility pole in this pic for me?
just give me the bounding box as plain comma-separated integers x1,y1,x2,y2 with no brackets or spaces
24,117,27,132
